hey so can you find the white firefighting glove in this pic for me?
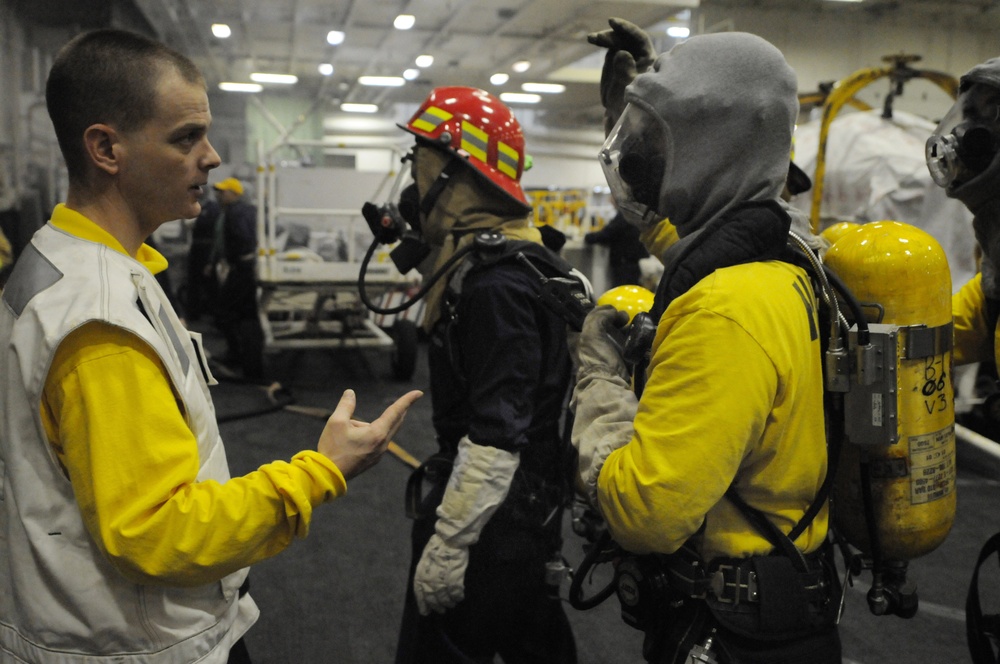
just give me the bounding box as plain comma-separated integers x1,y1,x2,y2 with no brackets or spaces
413,437,520,615
587,17,657,136
570,306,638,507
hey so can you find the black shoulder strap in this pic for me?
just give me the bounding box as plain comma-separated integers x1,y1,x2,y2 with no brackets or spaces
967,531,1000,664
724,487,810,571
445,238,569,297
485,238,574,278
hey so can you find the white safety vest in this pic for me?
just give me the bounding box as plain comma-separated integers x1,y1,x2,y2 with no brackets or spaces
0,223,258,663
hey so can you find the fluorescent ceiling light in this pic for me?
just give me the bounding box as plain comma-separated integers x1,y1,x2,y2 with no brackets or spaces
319,63,334,76
490,73,510,86
341,103,379,113
499,92,540,104
250,73,298,84
521,82,565,94
219,82,262,93
415,54,434,68
327,30,345,45
824,0,863,2
403,68,420,80
324,116,398,132
359,75,405,87
512,60,531,73
666,26,690,38
211,23,231,39
394,14,415,30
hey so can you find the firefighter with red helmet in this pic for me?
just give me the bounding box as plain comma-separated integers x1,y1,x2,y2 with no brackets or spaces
391,87,579,663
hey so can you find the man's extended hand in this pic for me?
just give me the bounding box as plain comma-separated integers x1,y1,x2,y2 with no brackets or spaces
317,389,423,479
587,17,657,135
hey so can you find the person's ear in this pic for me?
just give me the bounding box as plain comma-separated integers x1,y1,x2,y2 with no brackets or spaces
83,124,121,176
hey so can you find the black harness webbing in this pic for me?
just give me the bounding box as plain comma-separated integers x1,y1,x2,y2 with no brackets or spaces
967,531,1000,663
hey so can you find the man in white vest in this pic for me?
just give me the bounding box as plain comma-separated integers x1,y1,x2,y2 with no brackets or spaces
0,28,421,663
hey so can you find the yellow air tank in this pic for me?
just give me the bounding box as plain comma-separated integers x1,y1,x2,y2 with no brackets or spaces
597,284,654,323
820,220,861,247
824,220,955,562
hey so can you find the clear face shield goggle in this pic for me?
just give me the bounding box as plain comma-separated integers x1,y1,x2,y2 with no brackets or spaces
598,104,668,229
926,85,1000,189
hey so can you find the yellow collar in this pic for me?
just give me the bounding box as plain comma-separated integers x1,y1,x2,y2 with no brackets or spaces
50,203,168,275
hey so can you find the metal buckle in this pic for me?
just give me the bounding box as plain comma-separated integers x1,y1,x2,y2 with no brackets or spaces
747,571,759,602
709,565,759,605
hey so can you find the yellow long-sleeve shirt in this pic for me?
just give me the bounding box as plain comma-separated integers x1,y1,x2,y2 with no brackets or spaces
39,206,346,587
597,259,829,562
953,272,995,368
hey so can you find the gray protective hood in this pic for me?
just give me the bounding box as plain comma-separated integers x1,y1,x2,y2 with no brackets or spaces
962,56,1000,91
625,32,798,237
948,57,1000,214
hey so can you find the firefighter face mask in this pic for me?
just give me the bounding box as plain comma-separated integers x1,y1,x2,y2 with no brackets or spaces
926,85,1000,192
599,104,667,229
361,151,432,274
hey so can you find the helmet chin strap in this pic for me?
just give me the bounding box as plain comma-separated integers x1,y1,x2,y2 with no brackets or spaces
419,156,466,216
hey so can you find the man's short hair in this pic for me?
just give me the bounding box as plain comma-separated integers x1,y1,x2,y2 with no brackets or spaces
45,29,205,183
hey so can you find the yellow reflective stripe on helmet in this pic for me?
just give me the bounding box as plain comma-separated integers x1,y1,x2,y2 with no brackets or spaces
460,121,488,162
411,106,453,133
497,141,519,178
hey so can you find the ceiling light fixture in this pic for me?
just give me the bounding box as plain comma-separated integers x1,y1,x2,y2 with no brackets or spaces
219,82,262,93
415,54,434,68
341,103,379,113
319,63,334,76
666,26,690,38
521,82,565,94
211,24,231,39
824,0,863,2
490,73,510,86
512,60,531,73
499,92,541,104
394,14,415,30
403,68,420,80
359,75,405,87
250,73,298,84
327,30,345,45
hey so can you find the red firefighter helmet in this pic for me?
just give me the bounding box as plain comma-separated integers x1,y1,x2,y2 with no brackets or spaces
400,86,528,206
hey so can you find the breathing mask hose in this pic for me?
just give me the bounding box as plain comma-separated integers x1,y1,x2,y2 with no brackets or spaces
790,388,844,543
789,232,845,350
568,529,618,610
822,265,871,347
784,234,855,542
357,237,478,315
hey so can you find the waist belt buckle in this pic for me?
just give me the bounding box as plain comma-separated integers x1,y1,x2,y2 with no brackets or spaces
710,565,758,605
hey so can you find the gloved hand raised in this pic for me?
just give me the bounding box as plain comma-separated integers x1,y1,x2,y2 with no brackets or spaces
575,305,631,381
570,305,638,506
587,17,657,135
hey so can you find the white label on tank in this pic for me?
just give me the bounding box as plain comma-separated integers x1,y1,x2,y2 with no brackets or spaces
909,425,956,505
871,393,883,427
